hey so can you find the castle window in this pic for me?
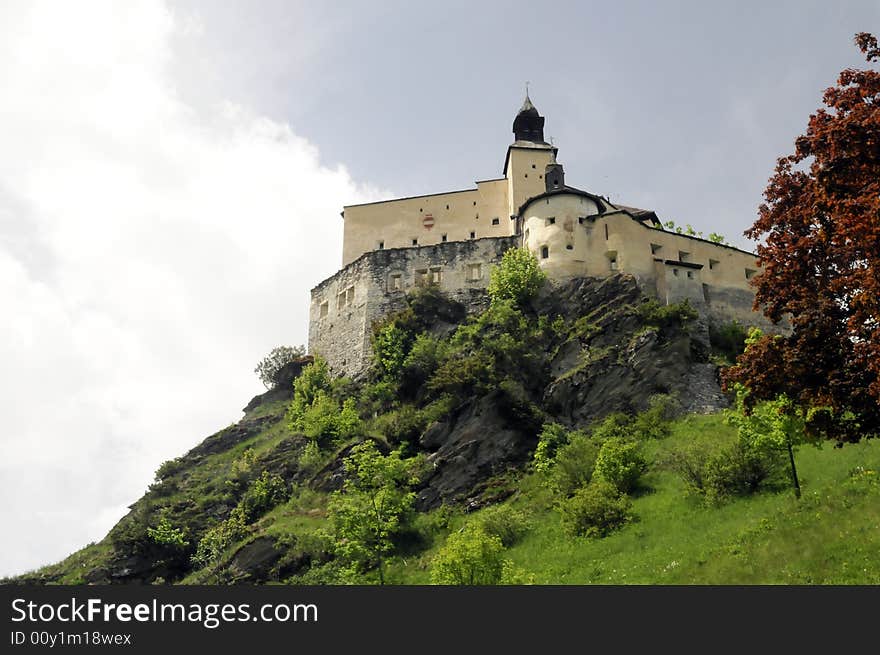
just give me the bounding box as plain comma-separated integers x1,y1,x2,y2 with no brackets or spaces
416,269,429,285
492,218,500,226
442,233,448,242
547,217,555,226
610,257,618,271
672,268,679,277
604,224,609,240
539,174,543,179
470,231,476,239
319,301,329,318
578,216,586,225
431,267,442,284
337,292,346,309
446,204,449,210
378,240,384,250
679,250,691,263
651,243,662,255
745,268,757,280
420,208,423,213
709,259,719,271
473,201,477,206
390,274,402,291
467,263,482,281
541,245,549,259
525,174,528,178
532,164,536,169
687,271,694,279
346,287,355,304
412,238,418,246
566,244,573,250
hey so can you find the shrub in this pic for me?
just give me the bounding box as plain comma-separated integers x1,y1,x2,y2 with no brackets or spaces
430,524,506,585
254,345,306,389
154,458,184,482
401,333,449,390
591,412,636,442
636,298,698,328
298,440,324,474
298,393,362,447
191,507,248,569
239,471,290,522
632,394,681,440
593,437,648,493
547,431,600,497
226,448,257,494
668,438,786,503
533,422,569,474
147,517,189,548
476,504,532,547
372,322,410,381
486,247,546,306
559,479,632,538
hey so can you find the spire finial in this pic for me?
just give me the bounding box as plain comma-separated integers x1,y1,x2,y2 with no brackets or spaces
525,81,530,98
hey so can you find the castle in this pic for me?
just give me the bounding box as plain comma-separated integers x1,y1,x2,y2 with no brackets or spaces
309,96,766,378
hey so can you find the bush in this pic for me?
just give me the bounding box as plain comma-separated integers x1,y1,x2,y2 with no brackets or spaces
547,431,600,497
298,440,324,474
476,504,532,547
632,394,681,440
401,333,449,390
593,437,648,493
147,517,189,548
239,471,290,522
636,298,698,328
559,479,632,538
533,422,569,474
591,412,636,442
487,247,547,306
430,524,506,585
226,448,257,495
288,356,332,421
668,438,786,503
298,393,362,447
154,458,184,482
191,507,248,569
254,345,306,389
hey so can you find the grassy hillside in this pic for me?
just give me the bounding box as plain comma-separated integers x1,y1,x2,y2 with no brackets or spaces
10,270,880,585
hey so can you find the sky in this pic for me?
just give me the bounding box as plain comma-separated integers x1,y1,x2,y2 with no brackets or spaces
0,0,877,577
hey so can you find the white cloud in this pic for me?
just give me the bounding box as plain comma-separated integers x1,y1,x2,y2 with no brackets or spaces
0,0,382,576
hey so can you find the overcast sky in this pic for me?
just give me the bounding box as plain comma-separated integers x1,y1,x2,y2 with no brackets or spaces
1,1,877,577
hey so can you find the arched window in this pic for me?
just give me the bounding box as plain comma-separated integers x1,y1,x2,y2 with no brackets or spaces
541,245,549,259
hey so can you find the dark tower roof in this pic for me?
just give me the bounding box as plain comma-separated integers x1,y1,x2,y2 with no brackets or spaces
512,93,546,143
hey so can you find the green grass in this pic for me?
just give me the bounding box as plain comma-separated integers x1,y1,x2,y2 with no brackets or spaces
385,414,880,584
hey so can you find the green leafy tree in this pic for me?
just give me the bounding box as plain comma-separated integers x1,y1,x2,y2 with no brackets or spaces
559,479,632,538
327,441,421,584
430,523,506,585
724,385,810,498
487,247,546,306
254,345,306,389
289,356,332,419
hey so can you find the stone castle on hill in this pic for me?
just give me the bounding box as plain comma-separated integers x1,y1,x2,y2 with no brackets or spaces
309,95,766,378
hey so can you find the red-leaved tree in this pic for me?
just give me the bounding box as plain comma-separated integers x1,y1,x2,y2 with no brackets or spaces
723,33,880,442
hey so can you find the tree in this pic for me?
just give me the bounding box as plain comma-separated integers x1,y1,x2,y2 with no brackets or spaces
723,33,880,443
487,247,546,306
327,441,421,584
430,523,506,585
254,345,306,389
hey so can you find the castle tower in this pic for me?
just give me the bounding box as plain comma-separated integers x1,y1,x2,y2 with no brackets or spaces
504,93,558,219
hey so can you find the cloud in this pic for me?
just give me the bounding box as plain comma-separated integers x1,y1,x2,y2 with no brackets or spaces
0,0,382,576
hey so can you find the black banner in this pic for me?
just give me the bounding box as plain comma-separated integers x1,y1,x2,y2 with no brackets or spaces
1,585,876,651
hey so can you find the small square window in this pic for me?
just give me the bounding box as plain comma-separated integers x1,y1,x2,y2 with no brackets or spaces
346,287,355,304
319,301,329,318
547,217,556,226
610,258,618,271
491,218,500,226
378,240,384,250
541,246,549,259
686,271,693,279
431,267,442,284
745,268,757,280
442,233,448,242
470,231,475,239
651,243,662,255
578,216,586,225
412,238,418,246
467,263,482,281
566,244,573,250
416,269,429,285
672,268,679,277
709,259,719,271
390,274,402,291
679,250,691,263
